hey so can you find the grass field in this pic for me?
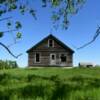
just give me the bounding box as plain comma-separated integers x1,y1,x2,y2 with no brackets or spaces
0,67,100,100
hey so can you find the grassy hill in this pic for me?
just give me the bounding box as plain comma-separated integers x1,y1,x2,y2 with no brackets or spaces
0,67,100,100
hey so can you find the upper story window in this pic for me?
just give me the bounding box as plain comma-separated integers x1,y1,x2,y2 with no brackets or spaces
48,39,54,47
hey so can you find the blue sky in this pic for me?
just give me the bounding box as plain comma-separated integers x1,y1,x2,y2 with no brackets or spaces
0,0,100,67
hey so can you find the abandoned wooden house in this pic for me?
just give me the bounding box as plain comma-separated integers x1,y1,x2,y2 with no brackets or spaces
27,34,74,67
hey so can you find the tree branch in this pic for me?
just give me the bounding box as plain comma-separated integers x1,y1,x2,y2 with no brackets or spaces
3,29,18,33
7,41,21,48
77,26,100,49
0,17,12,21
0,42,22,58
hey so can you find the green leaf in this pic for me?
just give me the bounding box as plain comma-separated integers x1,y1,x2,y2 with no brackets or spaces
77,0,84,4
19,5,26,15
15,21,22,29
0,32,4,38
42,0,46,7
7,22,11,26
0,0,5,4
10,4,17,10
52,0,61,7
20,9,25,14
0,10,3,16
29,9,37,20
16,32,22,39
52,14,59,21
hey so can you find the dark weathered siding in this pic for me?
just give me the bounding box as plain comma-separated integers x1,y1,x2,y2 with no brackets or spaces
28,36,73,67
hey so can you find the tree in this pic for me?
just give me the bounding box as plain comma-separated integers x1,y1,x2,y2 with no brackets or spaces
0,60,18,69
0,0,91,58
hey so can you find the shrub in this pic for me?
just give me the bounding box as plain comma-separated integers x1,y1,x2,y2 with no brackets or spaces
0,60,18,69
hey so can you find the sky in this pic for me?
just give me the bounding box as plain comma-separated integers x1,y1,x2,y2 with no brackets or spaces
0,0,100,67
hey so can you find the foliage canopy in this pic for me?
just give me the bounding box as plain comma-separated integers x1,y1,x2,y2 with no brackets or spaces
0,0,85,58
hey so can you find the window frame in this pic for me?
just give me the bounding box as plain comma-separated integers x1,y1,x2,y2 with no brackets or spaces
48,39,54,47
35,53,41,63
59,53,67,63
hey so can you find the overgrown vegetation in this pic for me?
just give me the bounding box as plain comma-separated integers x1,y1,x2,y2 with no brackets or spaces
0,67,100,100
0,60,18,69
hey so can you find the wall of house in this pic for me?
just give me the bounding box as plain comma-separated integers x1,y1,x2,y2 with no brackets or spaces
28,37,73,67
28,51,73,67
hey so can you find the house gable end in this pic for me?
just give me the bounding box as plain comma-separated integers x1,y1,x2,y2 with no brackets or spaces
27,34,74,53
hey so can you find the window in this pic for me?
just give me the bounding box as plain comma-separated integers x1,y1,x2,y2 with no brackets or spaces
51,55,55,60
60,54,66,62
48,39,54,47
35,53,40,63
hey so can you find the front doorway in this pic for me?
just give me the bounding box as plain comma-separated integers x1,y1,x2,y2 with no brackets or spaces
50,54,56,65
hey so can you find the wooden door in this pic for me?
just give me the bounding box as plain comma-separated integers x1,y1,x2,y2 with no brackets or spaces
50,54,56,65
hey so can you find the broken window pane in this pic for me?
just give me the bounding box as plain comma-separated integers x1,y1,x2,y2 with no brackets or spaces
60,54,66,62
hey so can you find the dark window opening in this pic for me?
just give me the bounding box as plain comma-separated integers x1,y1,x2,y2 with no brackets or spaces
60,54,66,62
36,53,40,62
52,55,55,60
48,39,53,47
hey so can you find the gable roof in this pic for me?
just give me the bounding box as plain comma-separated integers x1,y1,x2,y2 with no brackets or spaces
27,34,74,53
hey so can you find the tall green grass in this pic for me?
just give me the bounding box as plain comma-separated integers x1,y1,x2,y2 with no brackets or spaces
0,67,100,100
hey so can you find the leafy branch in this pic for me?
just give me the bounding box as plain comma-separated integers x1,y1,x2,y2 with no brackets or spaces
0,0,86,58
0,16,22,58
